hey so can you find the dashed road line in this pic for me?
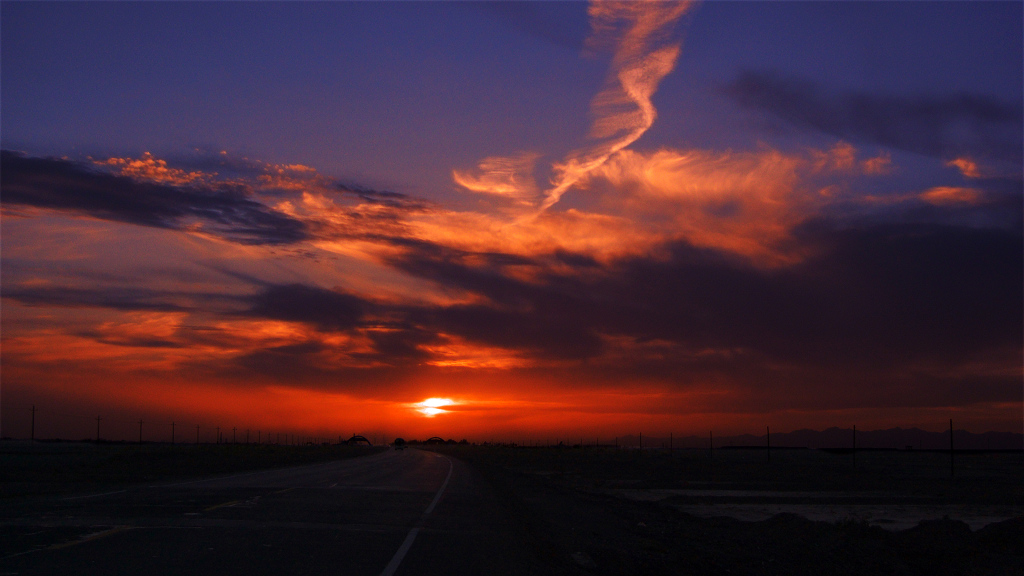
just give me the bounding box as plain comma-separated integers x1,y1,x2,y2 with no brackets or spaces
378,454,453,576
62,490,126,501
2,526,130,560
203,500,240,512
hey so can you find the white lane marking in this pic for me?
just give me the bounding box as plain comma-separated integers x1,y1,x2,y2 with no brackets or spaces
378,453,453,576
380,527,421,576
62,490,126,501
2,526,131,559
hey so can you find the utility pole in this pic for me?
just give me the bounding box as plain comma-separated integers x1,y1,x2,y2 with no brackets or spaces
670,432,673,451
246,429,250,444
96,416,102,443
216,426,220,444
138,419,144,444
950,418,955,478
232,427,237,444
30,405,37,443
171,422,176,445
766,425,771,463
709,429,715,483
258,430,261,444
196,425,200,445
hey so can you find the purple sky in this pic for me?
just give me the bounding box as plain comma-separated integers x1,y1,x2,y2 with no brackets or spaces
2,1,1021,441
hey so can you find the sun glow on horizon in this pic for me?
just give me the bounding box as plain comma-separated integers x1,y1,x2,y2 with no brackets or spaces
414,397,456,417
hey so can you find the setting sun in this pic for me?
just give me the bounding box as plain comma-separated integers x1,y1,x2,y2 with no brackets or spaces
414,398,456,417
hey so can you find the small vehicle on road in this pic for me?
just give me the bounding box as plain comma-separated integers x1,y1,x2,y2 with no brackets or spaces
393,437,406,450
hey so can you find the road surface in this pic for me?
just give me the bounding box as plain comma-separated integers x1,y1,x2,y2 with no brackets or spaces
0,449,540,575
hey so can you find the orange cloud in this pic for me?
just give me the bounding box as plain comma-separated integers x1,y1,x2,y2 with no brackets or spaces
97,152,209,185
540,0,695,212
306,139,908,271
919,186,982,205
445,0,698,215
420,336,531,369
861,153,893,175
452,152,540,203
811,142,892,175
586,147,817,263
945,157,981,178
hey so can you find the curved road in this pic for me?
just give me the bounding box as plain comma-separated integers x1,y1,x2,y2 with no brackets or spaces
0,449,540,575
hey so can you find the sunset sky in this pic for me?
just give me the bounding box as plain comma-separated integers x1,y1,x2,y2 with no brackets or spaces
2,1,1021,443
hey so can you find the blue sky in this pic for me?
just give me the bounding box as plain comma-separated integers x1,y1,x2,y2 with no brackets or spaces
5,2,1019,197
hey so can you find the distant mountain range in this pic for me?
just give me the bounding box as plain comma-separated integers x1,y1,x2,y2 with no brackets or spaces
612,427,1023,450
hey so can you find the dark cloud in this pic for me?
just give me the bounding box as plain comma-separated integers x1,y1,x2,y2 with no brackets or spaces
724,71,1023,163
605,221,1022,368
229,341,333,382
381,216,1022,381
1,285,219,312
77,332,185,349
212,213,1019,408
12,191,1015,407
336,183,433,211
383,241,604,359
245,284,365,332
0,150,308,245
361,326,437,363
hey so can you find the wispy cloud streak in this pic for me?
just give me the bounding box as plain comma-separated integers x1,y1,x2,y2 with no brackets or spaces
454,0,695,213
539,0,694,212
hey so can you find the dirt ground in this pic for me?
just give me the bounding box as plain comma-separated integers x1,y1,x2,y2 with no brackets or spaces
432,446,1024,576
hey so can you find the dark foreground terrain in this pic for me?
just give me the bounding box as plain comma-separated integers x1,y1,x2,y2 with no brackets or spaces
1,442,1021,575
428,445,1024,576
0,440,386,498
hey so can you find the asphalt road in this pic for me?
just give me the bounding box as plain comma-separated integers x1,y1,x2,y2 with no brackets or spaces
0,448,540,575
